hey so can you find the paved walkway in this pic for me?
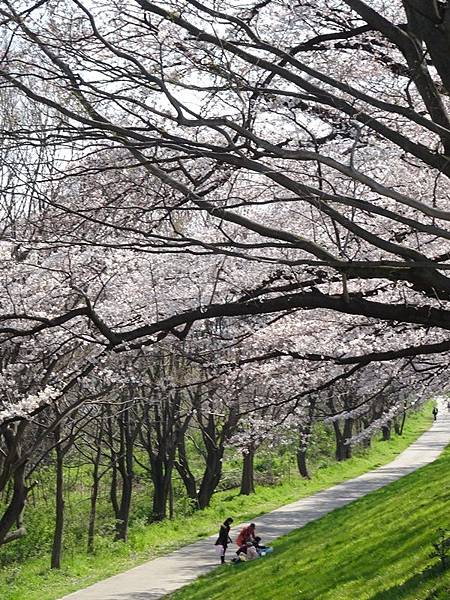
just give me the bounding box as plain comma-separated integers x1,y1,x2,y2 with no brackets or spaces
61,399,450,600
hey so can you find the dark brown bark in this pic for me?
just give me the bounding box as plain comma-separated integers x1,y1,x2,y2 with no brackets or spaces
114,405,134,542
197,444,224,510
174,434,198,507
105,401,138,542
333,418,353,461
149,453,173,522
196,403,239,509
106,408,120,522
297,447,310,479
403,0,450,97
0,424,28,546
240,445,255,495
51,425,64,569
87,414,105,554
3,0,450,365
87,459,101,554
296,401,316,479
0,461,27,546
139,373,189,523
143,401,176,523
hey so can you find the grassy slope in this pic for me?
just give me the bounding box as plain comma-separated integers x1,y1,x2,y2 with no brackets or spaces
170,423,450,600
1,405,433,600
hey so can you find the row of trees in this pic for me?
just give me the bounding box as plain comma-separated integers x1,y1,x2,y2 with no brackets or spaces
0,326,441,568
0,0,449,572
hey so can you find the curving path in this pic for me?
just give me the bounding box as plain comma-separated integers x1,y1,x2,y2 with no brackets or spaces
60,399,450,600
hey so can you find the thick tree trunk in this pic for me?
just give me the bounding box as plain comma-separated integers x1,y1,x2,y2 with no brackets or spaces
333,421,345,461
404,1,450,99
151,470,174,522
115,472,132,542
197,447,223,509
382,423,391,441
151,456,166,522
114,406,134,542
240,446,255,495
196,405,239,509
297,422,312,479
0,424,29,546
0,461,28,546
296,447,310,479
333,418,353,461
51,429,64,569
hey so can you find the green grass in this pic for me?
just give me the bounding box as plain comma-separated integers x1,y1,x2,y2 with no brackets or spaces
0,404,434,600
170,414,450,600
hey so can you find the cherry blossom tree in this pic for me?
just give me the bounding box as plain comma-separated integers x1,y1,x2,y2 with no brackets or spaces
1,0,450,552
0,0,449,358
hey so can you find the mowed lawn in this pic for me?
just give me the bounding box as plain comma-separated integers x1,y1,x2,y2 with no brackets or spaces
170,445,450,600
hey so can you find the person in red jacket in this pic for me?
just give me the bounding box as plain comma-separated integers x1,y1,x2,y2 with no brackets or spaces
236,523,256,547
235,523,257,558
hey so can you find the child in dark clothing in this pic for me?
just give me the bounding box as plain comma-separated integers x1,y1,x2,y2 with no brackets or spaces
214,517,233,564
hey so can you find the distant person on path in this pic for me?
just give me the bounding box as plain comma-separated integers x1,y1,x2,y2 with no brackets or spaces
214,517,233,564
447,401,450,412
433,406,438,421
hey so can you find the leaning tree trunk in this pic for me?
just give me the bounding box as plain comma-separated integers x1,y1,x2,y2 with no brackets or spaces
0,461,28,546
240,444,255,495
297,446,310,479
394,410,407,436
0,424,29,547
174,434,198,507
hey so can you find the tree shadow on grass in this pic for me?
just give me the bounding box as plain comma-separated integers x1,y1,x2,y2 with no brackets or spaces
370,564,444,599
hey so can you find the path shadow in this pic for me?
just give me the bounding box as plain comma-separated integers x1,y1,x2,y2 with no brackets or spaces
94,592,171,600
